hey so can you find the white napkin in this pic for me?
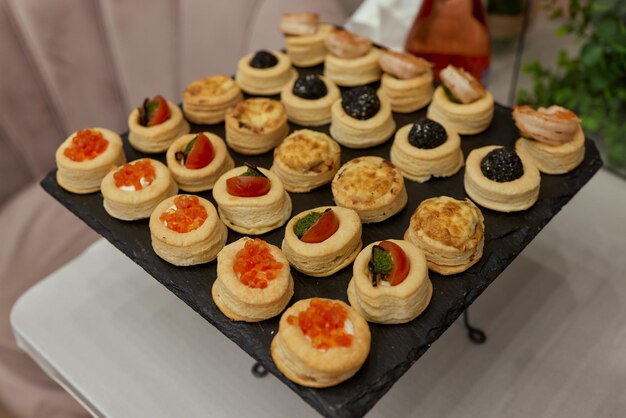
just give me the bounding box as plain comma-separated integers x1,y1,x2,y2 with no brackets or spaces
345,0,422,51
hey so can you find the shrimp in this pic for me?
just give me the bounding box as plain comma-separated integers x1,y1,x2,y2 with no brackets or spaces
513,105,580,145
378,50,433,79
279,12,319,36
324,29,372,59
439,65,486,104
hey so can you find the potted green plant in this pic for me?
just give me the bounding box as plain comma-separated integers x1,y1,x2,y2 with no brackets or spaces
518,0,626,176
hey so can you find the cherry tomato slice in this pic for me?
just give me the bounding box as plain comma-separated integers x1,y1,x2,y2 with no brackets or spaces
379,240,409,286
301,210,340,243
185,133,215,169
147,95,170,126
226,176,271,197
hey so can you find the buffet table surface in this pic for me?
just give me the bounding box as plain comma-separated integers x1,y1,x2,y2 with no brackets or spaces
10,168,625,417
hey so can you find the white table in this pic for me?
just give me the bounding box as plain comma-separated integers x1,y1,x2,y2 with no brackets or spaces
11,169,626,417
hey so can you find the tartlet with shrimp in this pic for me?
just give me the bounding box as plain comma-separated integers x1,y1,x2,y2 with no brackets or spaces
513,105,585,174
324,29,381,87
378,50,434,113
280,12,333,67
427,65,494,135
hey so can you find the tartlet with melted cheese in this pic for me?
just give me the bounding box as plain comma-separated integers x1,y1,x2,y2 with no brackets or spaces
225,98,289,155
347,239,432,324
271,129,341,193
183,75,243,125
331,156,407,223
404,196,485,275
282,206,362,277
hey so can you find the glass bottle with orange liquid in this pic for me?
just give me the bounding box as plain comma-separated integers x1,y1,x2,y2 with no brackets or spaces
405,0,491,82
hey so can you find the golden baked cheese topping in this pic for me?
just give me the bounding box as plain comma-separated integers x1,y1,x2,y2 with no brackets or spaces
333,157,401,205
414,197,481,250
184,75,236,98
275,130,335,173
228,98,286,134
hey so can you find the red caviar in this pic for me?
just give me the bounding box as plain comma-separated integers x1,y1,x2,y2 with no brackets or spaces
233,239,283,289
114,159,156,190
287,298,353,350
160,195,208,233
63,129,109,162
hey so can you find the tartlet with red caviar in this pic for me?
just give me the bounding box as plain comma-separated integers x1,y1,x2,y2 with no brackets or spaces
128,95,190,153
149,194,227,266
55,127,125,194
347,239,432,324
166,132,234,192
281,206,362,277
212,164,292,235
100,158,178,221
212,237,294,322
271,298,370,387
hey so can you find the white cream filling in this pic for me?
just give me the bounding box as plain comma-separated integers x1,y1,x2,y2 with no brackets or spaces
344,319,354,335
161,204,178,227
118,176,151,192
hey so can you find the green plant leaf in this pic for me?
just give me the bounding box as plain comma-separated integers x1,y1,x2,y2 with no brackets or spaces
582,43,604,66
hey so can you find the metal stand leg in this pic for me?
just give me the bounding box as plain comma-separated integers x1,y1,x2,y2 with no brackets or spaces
251,362,268,378
463,309,486,344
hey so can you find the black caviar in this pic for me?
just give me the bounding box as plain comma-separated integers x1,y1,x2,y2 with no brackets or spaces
341,86,380,120
292,74,327,100
408,119,447,149
249,50,278,69
480,148,524,182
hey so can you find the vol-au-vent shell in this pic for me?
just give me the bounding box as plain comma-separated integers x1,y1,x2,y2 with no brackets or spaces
324,29,372,59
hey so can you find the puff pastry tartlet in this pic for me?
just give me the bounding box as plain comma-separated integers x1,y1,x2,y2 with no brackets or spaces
271,129,340,193
280,74,340,126
280,13,332,67
128,95,190,153
513,105,585,174
166,132,234,192
464,146,540,212
101,158,178,220
427,65,494,135
405,196,484,275
348,240,432,324
235,50,297,96
55,128,125,194
271,298,370,387
282,206,362,277
324,29,381,86
378,50,434,113
332,156,407,223
225,98,289,155
330,86,396,149
183,75,243,125
390,119,464,182
149,195,227,266
213,238,294,322
213,164,292,235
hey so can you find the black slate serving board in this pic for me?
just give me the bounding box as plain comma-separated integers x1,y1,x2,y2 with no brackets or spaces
41,64,602,417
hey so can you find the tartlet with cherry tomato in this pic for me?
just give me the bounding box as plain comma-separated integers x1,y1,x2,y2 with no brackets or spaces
166,132,234,192
100,158,178,221
149,194,227,266
347,239,433,324
55,127,126,194
212,164,292,235
212,237,294,322
128,94,190,154
282,206,362,277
